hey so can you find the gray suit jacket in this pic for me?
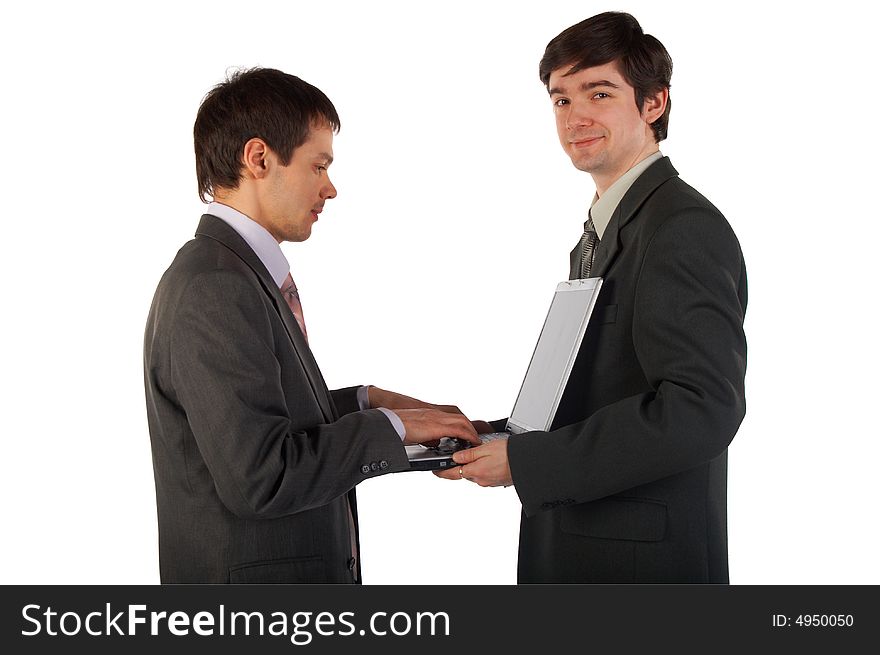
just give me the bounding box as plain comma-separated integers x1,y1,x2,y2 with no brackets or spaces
144,214,409,583
508,158,747,583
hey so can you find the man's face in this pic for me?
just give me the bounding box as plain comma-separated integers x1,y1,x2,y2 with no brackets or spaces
548,61,662,192
263,124,337,243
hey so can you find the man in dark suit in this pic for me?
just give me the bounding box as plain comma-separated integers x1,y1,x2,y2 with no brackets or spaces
437,13,747,583
144,68,479,583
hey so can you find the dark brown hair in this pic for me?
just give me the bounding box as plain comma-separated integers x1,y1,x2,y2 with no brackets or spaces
539,12,672,142
194,68,340,202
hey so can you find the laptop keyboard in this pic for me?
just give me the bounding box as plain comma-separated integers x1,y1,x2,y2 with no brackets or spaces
430,432,509,454
428,432,510,455
478,432,510,443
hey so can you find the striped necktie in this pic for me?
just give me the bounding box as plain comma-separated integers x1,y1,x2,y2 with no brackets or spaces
281,273,308,342
579,216,599,279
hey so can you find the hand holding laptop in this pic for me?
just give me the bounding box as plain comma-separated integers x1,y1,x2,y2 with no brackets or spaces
433,438,513,487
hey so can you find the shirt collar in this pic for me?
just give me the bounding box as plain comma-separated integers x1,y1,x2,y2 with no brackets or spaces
206,202,290,288
589,151,663,240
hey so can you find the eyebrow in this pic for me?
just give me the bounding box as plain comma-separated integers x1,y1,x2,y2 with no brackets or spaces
548,80,621,96
317,152,334,165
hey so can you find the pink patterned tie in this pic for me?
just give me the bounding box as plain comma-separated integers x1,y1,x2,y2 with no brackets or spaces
281,273,308,342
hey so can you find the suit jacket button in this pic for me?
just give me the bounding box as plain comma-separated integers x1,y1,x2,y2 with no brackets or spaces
361,465,371,474
379,460,388,470
370,462,379,472
348,557,357,570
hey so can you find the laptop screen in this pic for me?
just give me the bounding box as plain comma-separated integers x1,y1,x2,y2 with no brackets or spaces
506,278,602,434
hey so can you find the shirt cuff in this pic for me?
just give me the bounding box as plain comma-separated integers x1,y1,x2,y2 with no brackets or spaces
376,407,406,441
356,385,371,410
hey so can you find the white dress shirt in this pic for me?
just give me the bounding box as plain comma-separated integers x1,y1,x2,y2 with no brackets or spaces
589,151,663,240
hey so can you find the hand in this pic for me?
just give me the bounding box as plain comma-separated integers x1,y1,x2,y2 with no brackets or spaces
368,386,462,415
433,439,513,487
368,386,492,446
396,408,481,446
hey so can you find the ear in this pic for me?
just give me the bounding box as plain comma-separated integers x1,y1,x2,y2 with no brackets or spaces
241,138,272,180
642,87,669,127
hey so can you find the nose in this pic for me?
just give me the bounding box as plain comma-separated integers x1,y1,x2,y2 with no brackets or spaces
322,176,337,200
565,100,594,131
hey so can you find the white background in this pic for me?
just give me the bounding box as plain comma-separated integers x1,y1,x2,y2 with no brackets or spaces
1,0,877,585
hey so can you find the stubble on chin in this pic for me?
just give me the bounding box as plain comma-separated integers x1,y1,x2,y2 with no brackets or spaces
289,223,313,244
570,150,607,174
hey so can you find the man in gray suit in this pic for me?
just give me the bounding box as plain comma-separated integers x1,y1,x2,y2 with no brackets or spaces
437,13,747,583
144,68,479,583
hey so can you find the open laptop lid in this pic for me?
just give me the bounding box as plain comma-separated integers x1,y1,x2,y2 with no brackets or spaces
505,277,603,434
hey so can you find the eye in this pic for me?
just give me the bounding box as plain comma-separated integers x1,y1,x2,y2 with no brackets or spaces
553,98,569,107
592,92,610,100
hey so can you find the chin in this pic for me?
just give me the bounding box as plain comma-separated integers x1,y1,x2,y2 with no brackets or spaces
283,229,311,243
571,159,596,173
571,153,606,174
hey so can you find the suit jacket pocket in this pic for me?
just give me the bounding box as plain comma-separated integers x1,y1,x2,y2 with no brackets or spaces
560,497,666,542
229,556,325,583
593,303,618,324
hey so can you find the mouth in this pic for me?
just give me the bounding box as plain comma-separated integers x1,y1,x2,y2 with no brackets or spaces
570,136,604,149
311,207,323,220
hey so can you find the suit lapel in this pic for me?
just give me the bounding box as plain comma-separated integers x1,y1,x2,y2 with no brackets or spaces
268,287,338,423
195,215,337,423
590,157,679,279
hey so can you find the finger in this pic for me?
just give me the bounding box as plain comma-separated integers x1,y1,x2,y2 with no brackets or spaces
451,446,483,464
433,467,464,480
446,416,480,443
436,423,479,444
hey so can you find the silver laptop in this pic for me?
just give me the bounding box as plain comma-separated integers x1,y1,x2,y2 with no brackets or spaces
406,277,603,470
